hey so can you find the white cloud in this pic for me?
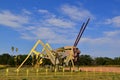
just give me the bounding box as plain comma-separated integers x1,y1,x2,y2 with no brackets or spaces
81,30,120,45
21,33,34,40
18,8,78,44
38,9,49,13
79,36,120,58
1,5,120,58
81,37,113,45
0,10,29,28
22,9,32,15
104,30,120,37
18,5,94,44
45,18,76,28
0,9,77,45
32,27,57,40
24,26,36,31
61,5,94,21
38,9,56,18
105,16,120,27
20,25,76,45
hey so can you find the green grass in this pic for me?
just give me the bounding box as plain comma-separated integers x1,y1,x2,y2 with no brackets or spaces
0,67,120,80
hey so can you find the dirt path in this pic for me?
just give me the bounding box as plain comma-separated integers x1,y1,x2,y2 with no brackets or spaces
79,66,120,73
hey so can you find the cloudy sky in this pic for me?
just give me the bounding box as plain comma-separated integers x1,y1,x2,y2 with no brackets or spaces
0,0,120,58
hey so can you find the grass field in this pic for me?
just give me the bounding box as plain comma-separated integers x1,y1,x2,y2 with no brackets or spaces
0,67,120,80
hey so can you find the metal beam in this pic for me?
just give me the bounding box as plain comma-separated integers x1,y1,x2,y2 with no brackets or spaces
74,22,85,47
74,18,90,47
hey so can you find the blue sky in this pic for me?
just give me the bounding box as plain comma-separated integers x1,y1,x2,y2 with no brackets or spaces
0,0,120,58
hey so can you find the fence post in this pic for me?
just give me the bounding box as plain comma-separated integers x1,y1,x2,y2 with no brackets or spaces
86,69,88,76
54,68,57,75
70,68,73,76
17,69,19,76
6,68,9,76
26,69,29,76
46,68,48,75
36,69,39,76
62,68,65,75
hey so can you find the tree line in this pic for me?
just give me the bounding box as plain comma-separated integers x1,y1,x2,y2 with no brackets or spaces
0,53,120,66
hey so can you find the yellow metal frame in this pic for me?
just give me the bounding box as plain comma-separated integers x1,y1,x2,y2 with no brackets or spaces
17,40,75,70
17,40,58,70
17,40,45,70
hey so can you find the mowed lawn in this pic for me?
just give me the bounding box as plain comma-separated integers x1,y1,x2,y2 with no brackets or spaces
0,67,120,80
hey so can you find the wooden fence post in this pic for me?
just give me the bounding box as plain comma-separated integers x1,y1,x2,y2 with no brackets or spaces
62,68,65,75
46,68,48,75
26,69,29,76
6,68,9,76
36,69,39,76
17,69,19,76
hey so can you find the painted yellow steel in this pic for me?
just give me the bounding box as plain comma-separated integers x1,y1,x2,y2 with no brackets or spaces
64,46,75,68
17,40,57,70
17,40,45,70
42,43,59,65
17,40,75,70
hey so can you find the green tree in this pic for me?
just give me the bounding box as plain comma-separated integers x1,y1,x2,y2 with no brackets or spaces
94,57,113,65
0,53,11,65
78,55,93,66
114,57,120,65
94,57,106,65
104,57,113,65
8,56,15,66
16,48,18,53
15,48,19,66
11,46,14,54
